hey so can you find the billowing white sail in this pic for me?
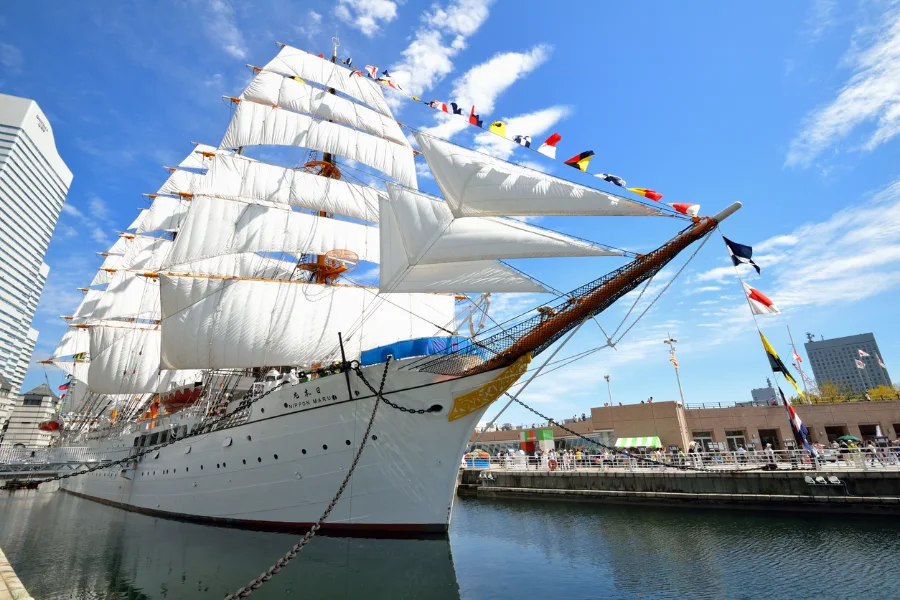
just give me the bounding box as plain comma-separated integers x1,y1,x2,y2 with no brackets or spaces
52,326,90,359
159,275,455,369
199,154,381,223
70,290,105,324
163,196,380,268
136,196,189,233
52,360,90,384
90,269,114,287
220,101,417,189
242,71,408,146
264,45,393,118
175,253,302,279
385,185,617,265
416,133,664,218
88,326,202,394
127,210,147,231
90,272,161,322
122,237,173,271
157,169,204,196
177,143,217,170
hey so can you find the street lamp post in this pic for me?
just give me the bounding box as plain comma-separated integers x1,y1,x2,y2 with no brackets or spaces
604,375,612,405
663,335,685,405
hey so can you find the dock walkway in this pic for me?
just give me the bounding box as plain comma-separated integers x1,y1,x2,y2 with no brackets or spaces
0,547,32,600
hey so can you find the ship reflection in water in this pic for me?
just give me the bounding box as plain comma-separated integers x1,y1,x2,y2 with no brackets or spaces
0,491,460,599
3,491,900,599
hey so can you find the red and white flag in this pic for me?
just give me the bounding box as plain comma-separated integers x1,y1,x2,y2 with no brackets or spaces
792,349,802,363
858,349,870,358
855,359,865,369
537,133,561,159
878,354,886,368
668,203,700,217
364,65,378,78
742,282,780,315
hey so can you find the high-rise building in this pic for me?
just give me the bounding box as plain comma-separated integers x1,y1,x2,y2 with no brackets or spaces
0,93,72,394
804,333,892,393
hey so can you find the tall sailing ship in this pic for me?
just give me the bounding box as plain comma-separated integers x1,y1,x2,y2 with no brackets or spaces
47,42,740,533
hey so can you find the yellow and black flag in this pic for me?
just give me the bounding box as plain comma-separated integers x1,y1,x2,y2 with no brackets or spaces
564,150,595,172
489,121,507,137
759,331,804,398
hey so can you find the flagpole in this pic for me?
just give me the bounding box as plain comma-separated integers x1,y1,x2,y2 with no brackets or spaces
787,325,810,403
855,359,868,396
860,355,875,393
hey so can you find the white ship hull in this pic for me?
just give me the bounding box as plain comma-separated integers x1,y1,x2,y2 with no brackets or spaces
60,360,501,535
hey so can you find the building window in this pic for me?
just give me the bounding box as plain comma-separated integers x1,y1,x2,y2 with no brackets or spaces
692,431,713,452
22,398,41,406
725,430,746,451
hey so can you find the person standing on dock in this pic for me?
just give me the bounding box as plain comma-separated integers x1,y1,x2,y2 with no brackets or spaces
765,443,776,469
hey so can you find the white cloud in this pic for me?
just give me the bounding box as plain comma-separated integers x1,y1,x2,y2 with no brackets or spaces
203,0,247,59
684,285,721,295
60,204,83,218
88,196,110,221
0,43,23,74
786,5,900,166
754,234,799,253
91,227,110,245
335,0,397,38
805,0,838,42
473,105,570,160
295,10,324,40
388,0,494,97
420,44,552,140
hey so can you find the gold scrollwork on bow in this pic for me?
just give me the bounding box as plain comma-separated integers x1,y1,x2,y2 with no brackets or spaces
447,353,533,422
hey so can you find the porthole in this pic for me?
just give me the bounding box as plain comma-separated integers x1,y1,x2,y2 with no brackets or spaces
284,403,288,408
247,435,252,441
274,454,278,460
372,435,378,441
345,440,351,445
242,459,246,464
301,449,307,455
322,444,328,450
174,469,177,473
217,463,220,468
223,462,226,467
260,408,265,413
186,467,189,472
201,465,204,470
257,457,262,462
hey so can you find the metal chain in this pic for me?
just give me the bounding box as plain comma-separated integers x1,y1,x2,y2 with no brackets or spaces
223,358,390,599
504,392,761,473
353,362,440,415
0,381,288,490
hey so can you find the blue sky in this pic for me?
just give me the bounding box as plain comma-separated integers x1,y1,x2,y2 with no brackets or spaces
2,0,900,424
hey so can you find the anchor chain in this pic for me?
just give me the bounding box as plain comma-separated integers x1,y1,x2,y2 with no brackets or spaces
0,382,287,490
353,362,441,415
223,358,391,599
505,392,761,473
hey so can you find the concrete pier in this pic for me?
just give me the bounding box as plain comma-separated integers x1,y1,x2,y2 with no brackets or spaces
458,468,900,515
0,547,31,600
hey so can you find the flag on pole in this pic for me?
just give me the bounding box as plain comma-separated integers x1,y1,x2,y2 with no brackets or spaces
878,354,886,368
564,150,595,172
779,387,814,455
596,173,626,187
670,355,679,369
668,203,700,217
58,382,70,391
759,331,804,398
722,237,761,274
792,349,803,363
855,359,865,369
742,282,780,315
537,133,561,159
858,349,870,358
489,121,507,137
627,187,663,201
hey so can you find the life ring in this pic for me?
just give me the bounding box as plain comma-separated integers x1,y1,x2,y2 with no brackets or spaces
548,458,558,471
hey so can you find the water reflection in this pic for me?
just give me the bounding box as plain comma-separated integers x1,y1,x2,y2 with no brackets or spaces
0,491,460,599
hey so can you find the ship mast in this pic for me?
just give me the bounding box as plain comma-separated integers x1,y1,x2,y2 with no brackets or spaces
298,35,352,285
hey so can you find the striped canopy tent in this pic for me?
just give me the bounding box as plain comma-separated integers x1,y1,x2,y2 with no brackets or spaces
614,436,662,448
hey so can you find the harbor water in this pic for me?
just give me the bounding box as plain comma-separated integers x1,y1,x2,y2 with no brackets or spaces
1,490,897,599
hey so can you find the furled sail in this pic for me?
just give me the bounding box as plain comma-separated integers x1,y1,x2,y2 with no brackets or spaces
263,44,393,118
159,275,455,369
219,101,417,189
242,70,408,146
163,196,380,268
136,196,189,233
416,133,665,218
88,325,201,394
198,154,381,222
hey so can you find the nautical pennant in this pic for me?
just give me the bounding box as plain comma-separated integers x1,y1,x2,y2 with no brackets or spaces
596,173,626,188
858,349,870,358
489,121,507,137
668,203,700,217
450,102,464,115
469,106,483,127
723,237,761,274
878,354,886,368
759,331,804,398
779,387,814,454
564,150,595,172
669,355,679,369
742,282,780,315
627,187,663,201
364,65,378,78
792,349,802,363
537,133,561,159
514,135,531,148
